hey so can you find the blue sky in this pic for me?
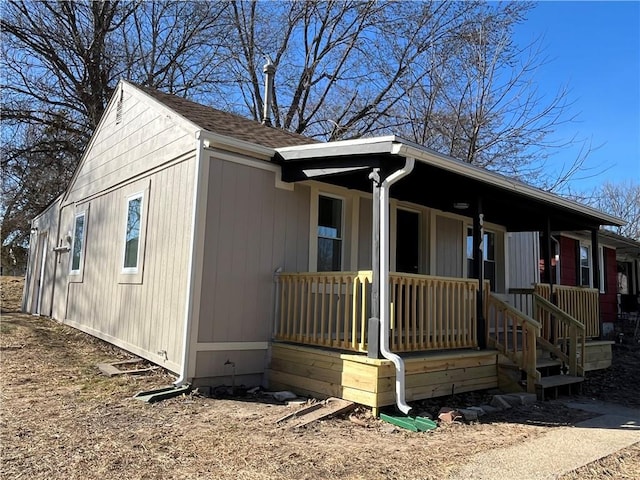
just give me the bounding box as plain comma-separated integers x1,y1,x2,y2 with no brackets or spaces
513,1,639,192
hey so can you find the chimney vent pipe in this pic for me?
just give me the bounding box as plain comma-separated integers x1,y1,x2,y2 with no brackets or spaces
262,57,275,126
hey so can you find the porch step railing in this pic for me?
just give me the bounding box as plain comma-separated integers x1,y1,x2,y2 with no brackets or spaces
505,288,586,378
532,294,586,377
531,284,599,338
274,271,479,353
485,293,540,393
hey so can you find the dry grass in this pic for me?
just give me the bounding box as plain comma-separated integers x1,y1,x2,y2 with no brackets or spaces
1,276,24,313
2,276,639,479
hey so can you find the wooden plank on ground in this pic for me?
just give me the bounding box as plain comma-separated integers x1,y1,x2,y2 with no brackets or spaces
279,398,356,428
97,359,158,377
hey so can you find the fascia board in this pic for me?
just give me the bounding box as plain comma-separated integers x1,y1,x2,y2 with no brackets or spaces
275,135,624,228
276,136,398,160
201,131,274,160
398,144,625,227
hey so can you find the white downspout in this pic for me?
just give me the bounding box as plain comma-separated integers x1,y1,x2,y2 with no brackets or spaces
379,157,415,415
175,132,207,386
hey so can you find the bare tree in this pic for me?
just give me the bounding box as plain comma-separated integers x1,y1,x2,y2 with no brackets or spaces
1,0,232,257
119,0,230,101
591,181,640,240
2,0,600,268
224,0,483,140
396,2,591,191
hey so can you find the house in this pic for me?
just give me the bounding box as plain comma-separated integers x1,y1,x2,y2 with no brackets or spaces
23,79,624,413
510,229,640,338
599,231,640,320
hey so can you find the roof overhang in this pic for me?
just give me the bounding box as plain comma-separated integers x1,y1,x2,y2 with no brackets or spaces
276,136,624,232
598,230,640,257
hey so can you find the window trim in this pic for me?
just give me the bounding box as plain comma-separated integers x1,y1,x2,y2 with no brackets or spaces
118,180,150,284
599,246,606,294
578,243,592,287
312,191,345,272
121,192,144,274
69,208,88,280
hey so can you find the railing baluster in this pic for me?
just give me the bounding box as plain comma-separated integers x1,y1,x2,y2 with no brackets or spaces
305,277,311,341
404,278,410,350
360,275,367,351
418,280,425,349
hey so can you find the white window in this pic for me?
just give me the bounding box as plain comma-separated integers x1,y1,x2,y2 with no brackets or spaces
70,212,86,274
122,193,143,273
317,195,343,271
579,244,591,287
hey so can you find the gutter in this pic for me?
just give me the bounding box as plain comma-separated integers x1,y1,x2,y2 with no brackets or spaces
378,157,415,415
175,132,208,386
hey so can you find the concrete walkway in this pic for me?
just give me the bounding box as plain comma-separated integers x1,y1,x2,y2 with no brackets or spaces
448,400,640,480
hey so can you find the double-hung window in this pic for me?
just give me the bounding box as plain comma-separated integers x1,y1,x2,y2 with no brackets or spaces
123,193,144,273
317,195,343,271
70,212,86,274
579,244,591,287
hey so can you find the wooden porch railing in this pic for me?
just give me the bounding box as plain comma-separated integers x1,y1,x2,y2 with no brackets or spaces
533,294,586,376
533,284,599,338
274,272,479,353
274,271,372,352
485,293,540,393
508,287,586,377
389,273,478,352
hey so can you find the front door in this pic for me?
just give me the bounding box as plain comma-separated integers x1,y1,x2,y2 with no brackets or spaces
396,209,420,274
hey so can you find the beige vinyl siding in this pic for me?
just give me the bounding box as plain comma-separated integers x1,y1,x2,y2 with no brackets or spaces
60,159,195,373
197,158,310,345
65,87,195,204
358,197,373,270
435,215,463,277
25,199,60,316
194,350,266,387
508,232,540,288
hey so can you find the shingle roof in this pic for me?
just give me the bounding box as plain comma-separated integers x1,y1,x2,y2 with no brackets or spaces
137,85,317,149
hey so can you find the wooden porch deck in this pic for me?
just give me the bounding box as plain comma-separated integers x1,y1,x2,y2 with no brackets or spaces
270,271,611,409
268,343,498,413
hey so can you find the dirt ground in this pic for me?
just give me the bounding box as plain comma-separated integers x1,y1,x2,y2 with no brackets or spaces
2,276,639,479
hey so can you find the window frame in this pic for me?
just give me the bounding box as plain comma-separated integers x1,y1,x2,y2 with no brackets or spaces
578,243,591,287
118,181,150,284
69,209,87,278
315,192,345,272
121,192,144,274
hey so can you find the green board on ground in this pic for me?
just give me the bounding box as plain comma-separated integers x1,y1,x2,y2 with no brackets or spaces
380,413,437,432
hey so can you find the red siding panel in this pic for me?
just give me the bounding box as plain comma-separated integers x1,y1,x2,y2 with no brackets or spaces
560,236,578,286
600,247,618,324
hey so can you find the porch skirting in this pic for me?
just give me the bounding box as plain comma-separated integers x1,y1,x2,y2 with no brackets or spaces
268,343,499,409
582,340,614,371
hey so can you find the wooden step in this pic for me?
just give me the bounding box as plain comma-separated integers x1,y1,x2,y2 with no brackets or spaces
535,375,583,401
536,358,562,369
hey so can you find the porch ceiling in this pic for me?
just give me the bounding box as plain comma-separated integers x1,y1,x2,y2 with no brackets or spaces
276,137,623,232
